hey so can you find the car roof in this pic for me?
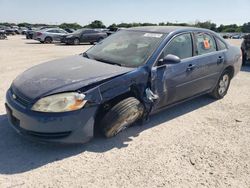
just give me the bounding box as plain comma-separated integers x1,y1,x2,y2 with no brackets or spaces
44,28,62,31
126,26,215,34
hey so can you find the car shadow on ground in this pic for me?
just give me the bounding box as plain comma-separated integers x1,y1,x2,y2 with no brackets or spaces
54,43,92,46
25,42,46,44
0,96,215,175
241,65,250,72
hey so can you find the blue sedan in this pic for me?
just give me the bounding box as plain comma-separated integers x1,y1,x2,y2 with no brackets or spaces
5,26,242,144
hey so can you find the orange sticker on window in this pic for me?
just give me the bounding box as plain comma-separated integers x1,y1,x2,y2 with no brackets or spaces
203,39,210,49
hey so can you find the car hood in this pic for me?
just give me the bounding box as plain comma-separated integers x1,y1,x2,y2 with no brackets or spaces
12,55,134,100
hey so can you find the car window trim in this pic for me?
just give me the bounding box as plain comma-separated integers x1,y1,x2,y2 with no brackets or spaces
214,36,229,51
153,31,194,67
193,31,218,56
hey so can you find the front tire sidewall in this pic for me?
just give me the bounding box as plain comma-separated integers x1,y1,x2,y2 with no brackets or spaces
73,38,80,45
101,98,144,138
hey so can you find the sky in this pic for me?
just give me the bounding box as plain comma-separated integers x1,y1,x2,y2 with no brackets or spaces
0,0,249,26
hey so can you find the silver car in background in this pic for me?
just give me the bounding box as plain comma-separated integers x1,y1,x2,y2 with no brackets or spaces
33,28,68,43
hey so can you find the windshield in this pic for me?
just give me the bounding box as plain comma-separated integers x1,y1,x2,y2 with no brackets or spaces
86,30,165,67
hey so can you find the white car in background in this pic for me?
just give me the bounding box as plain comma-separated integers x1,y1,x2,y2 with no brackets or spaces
33,28,68,43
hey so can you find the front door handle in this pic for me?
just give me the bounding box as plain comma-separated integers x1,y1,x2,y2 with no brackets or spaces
187,64,196,71
217,56,224,64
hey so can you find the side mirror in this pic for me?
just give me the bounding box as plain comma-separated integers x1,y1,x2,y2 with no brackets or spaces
158,54,181,65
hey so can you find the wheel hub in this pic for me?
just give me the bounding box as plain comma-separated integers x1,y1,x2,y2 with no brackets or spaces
218,74,229,95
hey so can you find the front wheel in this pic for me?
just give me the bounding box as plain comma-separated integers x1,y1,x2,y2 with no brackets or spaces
73,38,80,45
101,97,144,138
210,70,231,99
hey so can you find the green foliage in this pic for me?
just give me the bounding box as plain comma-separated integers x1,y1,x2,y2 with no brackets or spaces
84,20,106,28
217,24,241,32
59,23,82,30
194,21,217,31
242,22,250,33
17,22,31,27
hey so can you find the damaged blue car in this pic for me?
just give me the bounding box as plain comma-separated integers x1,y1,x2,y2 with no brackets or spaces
5,26,242,144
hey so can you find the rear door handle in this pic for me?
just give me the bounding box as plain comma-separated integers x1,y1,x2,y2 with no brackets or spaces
187,64,196,71
217,56,224,64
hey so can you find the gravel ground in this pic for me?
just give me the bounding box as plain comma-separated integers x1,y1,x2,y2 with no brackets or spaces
0,36,249,188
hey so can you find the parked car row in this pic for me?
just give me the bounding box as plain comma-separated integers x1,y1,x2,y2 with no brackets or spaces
221,33,248,39
60,28,108,45
25,27,75,39
0,25,28,35
29,28,108,44
0,28,7,40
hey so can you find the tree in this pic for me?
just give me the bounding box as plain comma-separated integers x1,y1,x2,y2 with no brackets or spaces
194,21,217,31
17,22,31,27
85,20,106,28
242,22,250,33
59,23,82,30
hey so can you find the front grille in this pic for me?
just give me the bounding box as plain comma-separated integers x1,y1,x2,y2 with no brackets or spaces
10,88,31,107
26,131,71,139
5,103,20,127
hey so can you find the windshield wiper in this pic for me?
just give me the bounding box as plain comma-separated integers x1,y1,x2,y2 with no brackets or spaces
82,52,89,59
93,57,122,67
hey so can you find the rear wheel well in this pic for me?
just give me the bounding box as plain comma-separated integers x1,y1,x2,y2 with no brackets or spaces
44,36,53,42
224,66,234,78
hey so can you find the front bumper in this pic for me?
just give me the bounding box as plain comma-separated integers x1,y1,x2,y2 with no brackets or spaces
62,38,74,44
5,89,97,144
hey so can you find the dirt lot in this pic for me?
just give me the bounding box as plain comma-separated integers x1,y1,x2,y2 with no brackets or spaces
0,36,250,188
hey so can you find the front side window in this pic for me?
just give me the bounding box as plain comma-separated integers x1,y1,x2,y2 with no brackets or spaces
216,38,227,51
163,33,193,59
195,33,216,55
86,30,165,67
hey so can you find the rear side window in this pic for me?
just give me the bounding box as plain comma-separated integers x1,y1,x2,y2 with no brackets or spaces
47,30,58,33
84,30,95,34
216,38,227,51
195,33,216,55
58,29,66,33
163,33,193,59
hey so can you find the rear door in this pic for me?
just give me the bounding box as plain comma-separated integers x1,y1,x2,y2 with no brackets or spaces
81,30,93,42
52,29,67,41
191,32,225,93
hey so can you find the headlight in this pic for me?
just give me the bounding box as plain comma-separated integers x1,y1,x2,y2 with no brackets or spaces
31,92,87,112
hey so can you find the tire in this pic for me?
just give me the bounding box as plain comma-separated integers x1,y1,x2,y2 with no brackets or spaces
90,42,94,45
242,53,247,66
101,97,144,138
210,70,231,99
44,37,52,44
73,38,80,45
